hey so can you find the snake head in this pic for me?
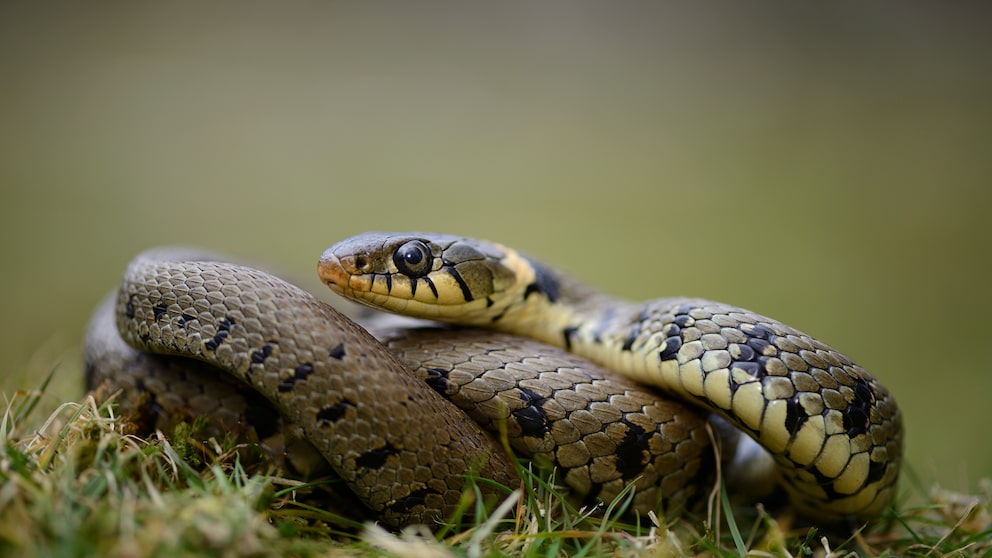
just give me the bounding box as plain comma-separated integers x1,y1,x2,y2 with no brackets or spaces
319,232,523,323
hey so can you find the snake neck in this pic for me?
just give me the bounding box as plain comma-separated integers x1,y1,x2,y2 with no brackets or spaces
490,255,652,374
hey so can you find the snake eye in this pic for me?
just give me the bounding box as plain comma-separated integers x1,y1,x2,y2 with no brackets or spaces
393,240,433,277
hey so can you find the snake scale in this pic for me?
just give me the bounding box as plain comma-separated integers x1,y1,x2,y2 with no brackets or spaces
86,232,902,528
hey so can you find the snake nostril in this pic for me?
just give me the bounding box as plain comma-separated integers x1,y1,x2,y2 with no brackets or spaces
354,255,367,270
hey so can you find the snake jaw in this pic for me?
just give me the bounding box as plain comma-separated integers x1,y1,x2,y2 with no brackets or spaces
317,251,361,299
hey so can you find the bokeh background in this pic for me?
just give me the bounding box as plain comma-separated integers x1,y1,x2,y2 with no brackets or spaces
2,2,989,505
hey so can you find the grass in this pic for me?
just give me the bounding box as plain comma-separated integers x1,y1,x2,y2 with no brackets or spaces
1,378,990,557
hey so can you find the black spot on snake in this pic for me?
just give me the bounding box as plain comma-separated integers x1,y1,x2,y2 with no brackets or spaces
178,313,195,327
356,442,398,469
614,419,650,479
328,343,345,360
388,487,436,514
867,458,888,485
444,266,474,302
783,394,807,434
125,296,136,318
512,405,549,438
383,272,392,293
251,342,275,364
277,363,314,392
854,379,874,404
522,256,560,302
842,377,874,437
562,326,579,351
204,317,235,351
316,400,355,424
152,302,168,321
621,331,638,351
658,336,683,361
295,363,314,379
513,387,550,437
673,314,692,328
423,367,453,396
621,311,648,351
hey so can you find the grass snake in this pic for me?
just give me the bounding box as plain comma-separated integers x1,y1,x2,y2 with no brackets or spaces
85,233,902,528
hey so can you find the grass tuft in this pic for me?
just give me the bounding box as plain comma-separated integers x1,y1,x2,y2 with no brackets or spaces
1,379,989,557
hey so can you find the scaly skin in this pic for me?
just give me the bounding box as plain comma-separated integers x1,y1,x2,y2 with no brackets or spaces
319,232,903,522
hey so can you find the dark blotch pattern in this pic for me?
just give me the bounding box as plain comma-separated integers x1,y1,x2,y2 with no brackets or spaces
513,387,550,437
387,487,436,514
658,336,682,361
316,400,354,424
784,395,805,434
562,326,579,351
614,419,650,479
867,458,888,485
204,317,235,351
277,362,314,392
250,342,275,364
424,367,452,395
328,343,346,360
356,443,398,469
522,256,560,302
621,315,643,351
152,302,168,321
843,377,874,438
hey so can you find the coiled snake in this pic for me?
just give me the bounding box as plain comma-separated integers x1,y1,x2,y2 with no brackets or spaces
85,233,902,528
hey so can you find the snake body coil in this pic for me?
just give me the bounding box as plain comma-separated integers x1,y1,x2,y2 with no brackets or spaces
101,251,519,526
319,232,903,522
89,249,718,527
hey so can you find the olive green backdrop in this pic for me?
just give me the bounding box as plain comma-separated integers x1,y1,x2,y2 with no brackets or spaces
2,3,989,503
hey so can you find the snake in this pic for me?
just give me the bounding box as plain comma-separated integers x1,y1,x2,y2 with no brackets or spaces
85,233,902,528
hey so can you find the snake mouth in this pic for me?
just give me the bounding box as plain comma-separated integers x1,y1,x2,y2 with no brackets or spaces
317,252,352,294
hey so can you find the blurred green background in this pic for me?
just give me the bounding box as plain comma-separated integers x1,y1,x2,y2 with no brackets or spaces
2,3,989,502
